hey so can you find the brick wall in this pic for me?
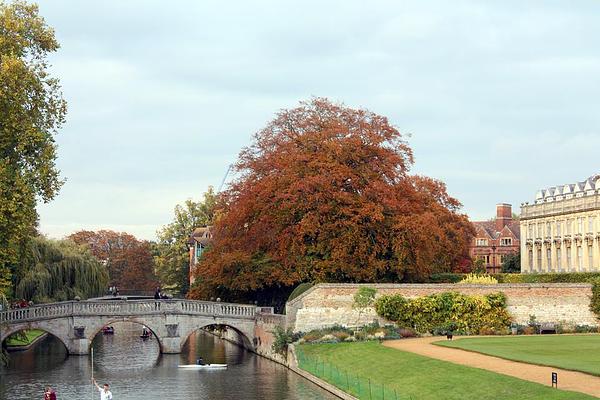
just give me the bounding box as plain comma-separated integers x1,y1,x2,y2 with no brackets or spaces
286,283,597,332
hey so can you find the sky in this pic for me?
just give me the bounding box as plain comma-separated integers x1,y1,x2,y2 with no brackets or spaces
35,0,600,241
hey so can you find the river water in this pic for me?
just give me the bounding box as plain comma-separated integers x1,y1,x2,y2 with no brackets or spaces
0,322,336,400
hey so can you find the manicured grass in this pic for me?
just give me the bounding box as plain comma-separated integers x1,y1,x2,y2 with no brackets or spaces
5,329,46,346
297,341,595,400
436,335,600,376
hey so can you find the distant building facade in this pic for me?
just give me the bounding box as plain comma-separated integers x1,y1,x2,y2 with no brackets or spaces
188,226,213,285
520,175,600,273
470,204,520,274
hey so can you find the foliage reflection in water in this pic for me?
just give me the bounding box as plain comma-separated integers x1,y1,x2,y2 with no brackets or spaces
0,322,336,400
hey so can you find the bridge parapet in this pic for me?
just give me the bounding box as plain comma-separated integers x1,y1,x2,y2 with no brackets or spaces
0,299,256,324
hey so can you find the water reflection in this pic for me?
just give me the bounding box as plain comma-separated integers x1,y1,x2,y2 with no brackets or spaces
1,323,336,400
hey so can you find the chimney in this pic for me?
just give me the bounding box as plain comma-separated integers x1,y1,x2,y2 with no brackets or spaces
496,203,512,232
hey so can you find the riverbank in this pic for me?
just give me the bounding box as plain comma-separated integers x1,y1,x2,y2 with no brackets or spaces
5,330,47,351
297,341,596,399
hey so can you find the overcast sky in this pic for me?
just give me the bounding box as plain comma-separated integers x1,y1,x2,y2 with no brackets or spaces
35,0,600,241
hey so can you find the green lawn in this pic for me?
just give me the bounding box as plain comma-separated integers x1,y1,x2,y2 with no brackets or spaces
5,329,46,346
297,341,595,400
435,335,600,376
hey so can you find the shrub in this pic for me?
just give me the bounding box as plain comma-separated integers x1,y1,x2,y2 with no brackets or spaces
398,328,417,338
458,273,498,285
590,279,600,320
575,324,598,333
271,326,299,355
374,291,512,335
374,294,407,322
332,331,350,341
523,326,535,335
428,273,463,283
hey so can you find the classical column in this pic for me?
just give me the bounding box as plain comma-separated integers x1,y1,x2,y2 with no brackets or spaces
541,242,548,272
594,237,600,271
550,241,557,272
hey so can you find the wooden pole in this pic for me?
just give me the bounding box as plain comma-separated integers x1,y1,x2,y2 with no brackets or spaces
91,347,94,400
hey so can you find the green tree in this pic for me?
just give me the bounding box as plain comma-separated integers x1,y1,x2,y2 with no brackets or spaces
501,252,521,273
0,1,67,296
155,188,217,295
14,236,109,303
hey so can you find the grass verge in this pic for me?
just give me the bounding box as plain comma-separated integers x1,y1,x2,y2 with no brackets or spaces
297,341,596,400
5,329,46,347
435,335,600,376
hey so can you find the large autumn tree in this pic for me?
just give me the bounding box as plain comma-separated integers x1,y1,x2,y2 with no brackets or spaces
190,98,473,304
0,1,67,298
68,230,158,291
154,188,217,295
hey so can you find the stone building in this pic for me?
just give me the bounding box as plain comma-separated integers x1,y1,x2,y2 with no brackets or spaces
188,226,213,285
520,174,600,273
470,204,520,274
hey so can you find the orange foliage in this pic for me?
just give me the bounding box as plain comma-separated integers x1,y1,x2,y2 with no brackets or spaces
190,98,473,299
68,230,158,290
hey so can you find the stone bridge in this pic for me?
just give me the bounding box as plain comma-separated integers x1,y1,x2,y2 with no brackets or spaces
0,299,276,355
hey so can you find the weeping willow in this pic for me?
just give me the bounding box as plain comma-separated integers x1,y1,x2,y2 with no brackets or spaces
13,236,109,303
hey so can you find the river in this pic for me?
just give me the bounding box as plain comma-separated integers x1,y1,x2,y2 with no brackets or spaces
0,322,337,400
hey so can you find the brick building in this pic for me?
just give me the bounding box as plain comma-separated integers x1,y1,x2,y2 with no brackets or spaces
188,226,213,285
470,204,520,274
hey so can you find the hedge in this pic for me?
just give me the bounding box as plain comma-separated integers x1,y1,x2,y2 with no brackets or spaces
375,291,512,335
427,272,600,284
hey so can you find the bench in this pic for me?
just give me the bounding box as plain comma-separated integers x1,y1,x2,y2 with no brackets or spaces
539,322,557,334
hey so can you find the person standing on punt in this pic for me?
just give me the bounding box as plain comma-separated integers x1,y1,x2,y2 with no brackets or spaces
92,379,113,400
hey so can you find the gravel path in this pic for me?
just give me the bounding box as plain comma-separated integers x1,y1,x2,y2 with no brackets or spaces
384,337,600,398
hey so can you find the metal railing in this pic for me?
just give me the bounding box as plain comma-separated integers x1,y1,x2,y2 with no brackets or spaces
0,299,257,324
296,348,406,400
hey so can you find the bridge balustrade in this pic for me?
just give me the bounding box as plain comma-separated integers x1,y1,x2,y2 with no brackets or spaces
0,299,257,325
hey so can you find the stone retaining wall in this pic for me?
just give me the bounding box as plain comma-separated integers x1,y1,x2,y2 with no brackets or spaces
286,283,598,332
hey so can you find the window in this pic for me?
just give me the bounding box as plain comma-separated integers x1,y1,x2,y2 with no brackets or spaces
589,216,596,233
528,224,534,239
476,238,488,246
546,222,552,237
556,221,562,236
195,243,204,260
578,246,583,270
578,217,584,234
557,248,562,271
566,220,572,235
567,247,572,269
528,250,533,268
500,238,512,246
537,249,542,270
589,246,594,269
546,248,551,267
537,223,543,237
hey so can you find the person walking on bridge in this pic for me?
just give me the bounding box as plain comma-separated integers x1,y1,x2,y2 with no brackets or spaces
92,379,113,400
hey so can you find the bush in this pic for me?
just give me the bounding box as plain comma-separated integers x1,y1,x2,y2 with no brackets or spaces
458,273,498,285
271,326,300,355
495,272,600,284
590,279,600,320
374,291,512,335
574,324,598,333
398,328,417,338
428,273,464,283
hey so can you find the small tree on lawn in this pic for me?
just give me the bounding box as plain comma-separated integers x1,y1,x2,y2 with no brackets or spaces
353,287,377,328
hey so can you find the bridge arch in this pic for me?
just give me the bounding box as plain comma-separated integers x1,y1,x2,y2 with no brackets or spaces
1,323,70,353
86,317,164,353
180,322,254,353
